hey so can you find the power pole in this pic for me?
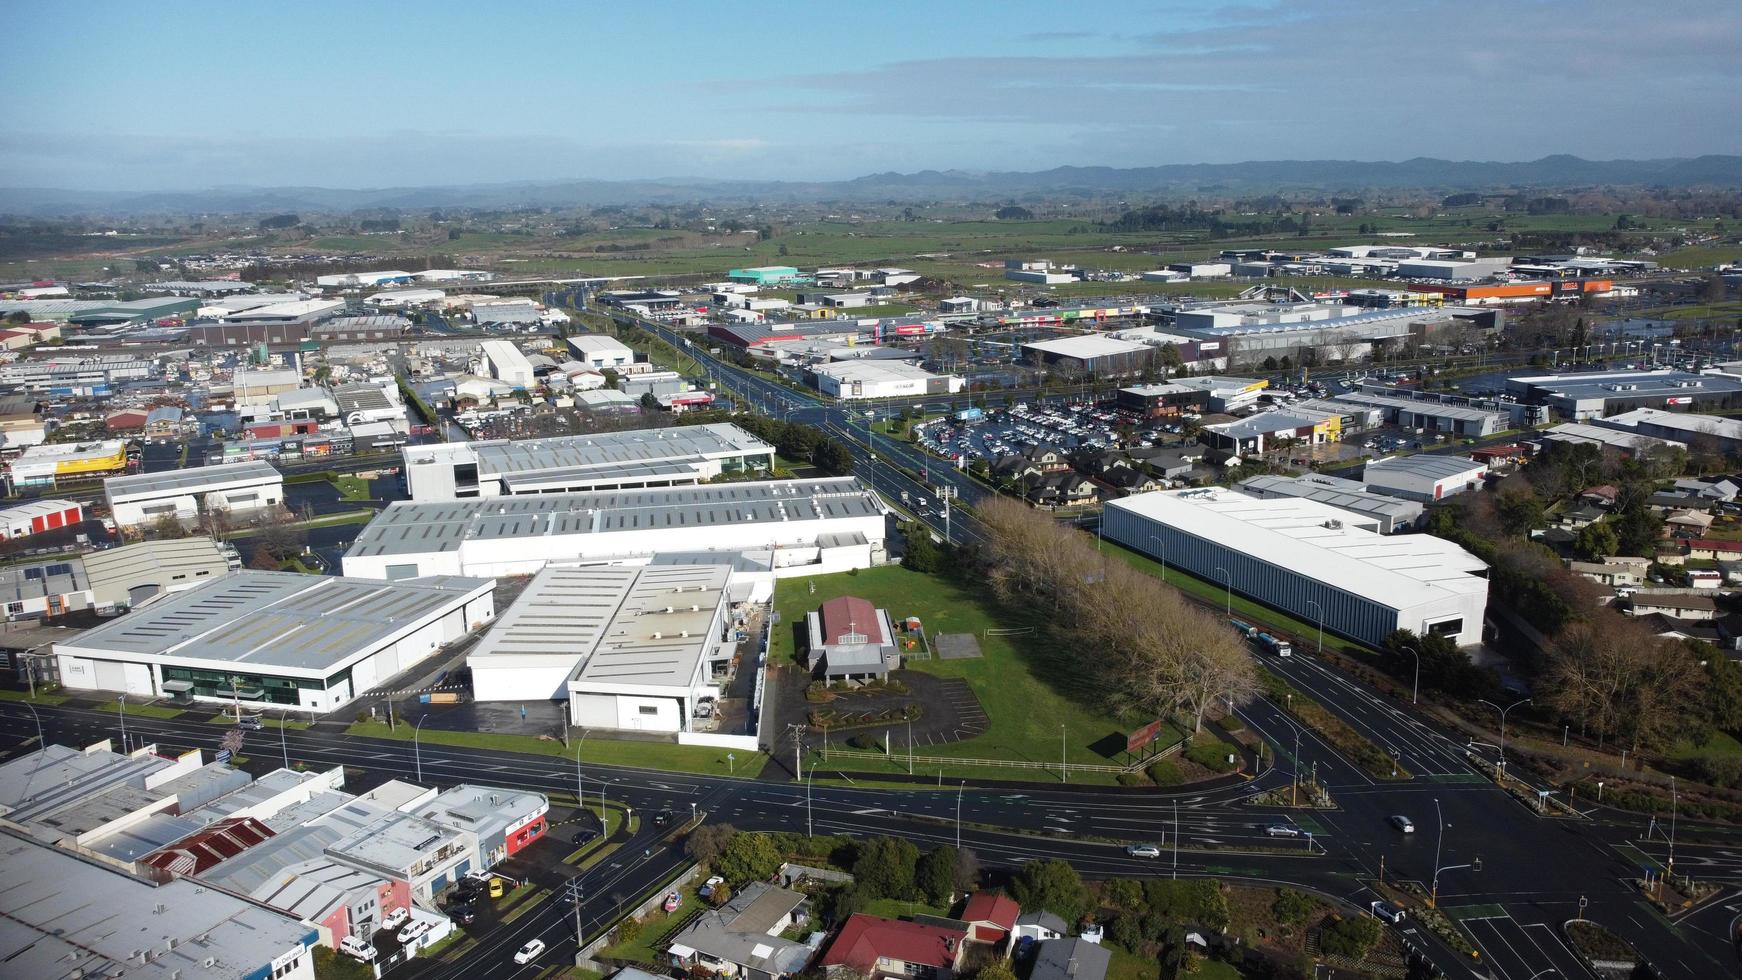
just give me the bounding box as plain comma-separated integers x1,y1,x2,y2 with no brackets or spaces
786,723,807,781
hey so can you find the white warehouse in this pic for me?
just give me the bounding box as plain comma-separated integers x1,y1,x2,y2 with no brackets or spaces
341,477,888,580
812,360,964,400
566,334,636,370
1363,456,1489,503
469,563,732,733
1103,488,1489,647
52,571,496,712
401,424,774,501
479,339,536,389
104,460,284,530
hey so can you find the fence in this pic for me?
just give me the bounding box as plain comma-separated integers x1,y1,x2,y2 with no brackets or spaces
822,737,1183,776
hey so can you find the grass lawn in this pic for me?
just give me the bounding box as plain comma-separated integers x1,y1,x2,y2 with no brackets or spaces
773,566,1180,779
98,699,184,718
1104,943,1162,980
335,475,373,501
0,689,68,705
344,719,763,777
860,897,951,920
1667,729,1742,762
604,880,704,963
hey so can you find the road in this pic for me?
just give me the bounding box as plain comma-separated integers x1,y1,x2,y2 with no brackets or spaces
5,687,1739,979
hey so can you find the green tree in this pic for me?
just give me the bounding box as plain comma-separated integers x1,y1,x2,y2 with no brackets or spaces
852,836,920,900
600,368,620,390
1009,858,1088,922
975,964,1018,980
639,391,661,411
686,823,738,866
718,832,782,884
1496,486,1544,536
1318,915,1381,959
1701,644,1742,733
1573,520,1620,561
1271,888,1317,926
915,846,959,905
902,523,945,573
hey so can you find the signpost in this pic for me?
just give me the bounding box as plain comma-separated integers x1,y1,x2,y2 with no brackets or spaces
1126,719,1167,763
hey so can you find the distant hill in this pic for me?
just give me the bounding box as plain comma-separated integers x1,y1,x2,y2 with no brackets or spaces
4,155,1740,216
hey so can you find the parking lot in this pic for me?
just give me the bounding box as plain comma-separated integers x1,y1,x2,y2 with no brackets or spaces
916,402,1140,463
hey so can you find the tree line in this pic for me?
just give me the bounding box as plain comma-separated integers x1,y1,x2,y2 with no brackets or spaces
974,497,1258,733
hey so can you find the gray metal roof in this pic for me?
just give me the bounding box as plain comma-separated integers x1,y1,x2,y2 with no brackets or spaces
59,570,491,674
1240,474,1421,520
1330,391,1508,424
105,459,281,500
347,477,881,559
1364,454,1489,480
472,422,770,477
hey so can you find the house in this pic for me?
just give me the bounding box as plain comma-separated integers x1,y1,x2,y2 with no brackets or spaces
1635,612,1726,644
1555,504,1607,530
1095,465,1161,497
1135,449,1198,480
822,914,968,980
1627,593,1718,621
1567,556,1651,588
1647,491,1709,514
1023,471,1097,508
805,595,900,680
1665,510,1716,536
1580,485,1620,508
1018,444,1071,474
960,892,1019,946
1675,477,1740,502
1011,910,1069,945
1682,538,1742,562
667,882,813,980
1031,938,1111,980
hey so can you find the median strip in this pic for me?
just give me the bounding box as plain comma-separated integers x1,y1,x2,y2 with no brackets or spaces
1261,669,1411,781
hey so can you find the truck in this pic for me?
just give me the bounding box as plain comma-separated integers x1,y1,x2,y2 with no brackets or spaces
1257,633,1293,657
1228,618,1257,639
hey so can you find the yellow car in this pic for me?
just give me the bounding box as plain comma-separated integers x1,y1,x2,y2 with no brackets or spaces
488,877,505,899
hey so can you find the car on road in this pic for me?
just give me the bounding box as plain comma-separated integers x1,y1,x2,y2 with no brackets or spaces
397,920,432,945
663,891,683,912
1390,815,1415,833
1266,824,1302,838
1370,900,1406,924
573,825,601,846
380,907,410,932
339,936,376,962
1125,844,1161,858
653,810,673,827
514,939,546,965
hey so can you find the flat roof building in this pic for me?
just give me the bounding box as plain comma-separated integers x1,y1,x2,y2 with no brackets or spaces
414,784,549,868
567,334,636,369
1505,370,1742,420
1104,488,1488,646
1363,455,1489,503
344,476,886,581
401,423,774,501
813,360,964,400
53,571,495,712
1239,473,1424,533
480,339,536,388
1117,376,1269,415
104,459,284,530
0,830,318,980
1022,335,1155,376
80,536,237,610
7,439,128,489
0,497,82,539
1537,422,1687,455
1329,391,1509,437
1591,407,1742,454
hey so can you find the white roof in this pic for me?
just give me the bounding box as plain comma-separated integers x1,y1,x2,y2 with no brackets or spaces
814,360,942,383
567,334,634,354
0,498,79,521
1600,407,1742,441
1364,455,1489,482
1022,335,1150,358
223,299,345,321
1108,488,1488,608
105,460,282,501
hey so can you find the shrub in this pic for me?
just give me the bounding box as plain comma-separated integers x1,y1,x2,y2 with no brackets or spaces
1318,914,1380,959
1117,772,1150,787
1147,760,1184,786
1271,888,1317,925
1184,740,1238,773
615,916,644,946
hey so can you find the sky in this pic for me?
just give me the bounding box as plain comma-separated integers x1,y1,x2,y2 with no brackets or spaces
3,0,1740,191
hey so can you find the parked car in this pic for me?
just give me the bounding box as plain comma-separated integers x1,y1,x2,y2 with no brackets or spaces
397,920,432,945
380,907,410,932
1390,815,1415,833
488,877,505,899
1125,844,1162,858
1370,900,1406,925
662,891,683,913
339,936,376,962
237,715,263,731
448,902,476,925
514,939,547,965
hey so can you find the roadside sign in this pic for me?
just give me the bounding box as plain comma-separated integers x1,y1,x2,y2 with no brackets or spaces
1126,719,1166,754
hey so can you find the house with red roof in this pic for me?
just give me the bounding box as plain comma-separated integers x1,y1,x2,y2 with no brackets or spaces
821,913,967,980
960,892,1020,945
805,595,899,681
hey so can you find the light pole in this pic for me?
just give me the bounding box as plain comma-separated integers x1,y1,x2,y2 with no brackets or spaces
1431,796,1444,907
574,730,589,819
1476,697,1531,776
1171,796,1179,880
956,781,965,850
1305,600,1324,655
21,701,43,749
118,694,127,753
1668,775,1678,887
1060,724,1067,784
1400,645,1421,704
412,713,428,783
1214,567,1232,616
1148,534,1167,584
806,769,814,838
280,718,289,771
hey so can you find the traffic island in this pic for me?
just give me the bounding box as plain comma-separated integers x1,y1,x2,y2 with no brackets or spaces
1635,871,1722,914
1564,919,1646,978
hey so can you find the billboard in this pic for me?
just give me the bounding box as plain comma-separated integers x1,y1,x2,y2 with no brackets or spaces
1126,719,1167,754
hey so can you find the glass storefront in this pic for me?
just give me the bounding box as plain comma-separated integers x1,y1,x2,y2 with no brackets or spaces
160,665,349,707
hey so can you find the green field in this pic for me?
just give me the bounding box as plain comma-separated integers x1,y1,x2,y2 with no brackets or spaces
344,719,764,777
772,565,1180,778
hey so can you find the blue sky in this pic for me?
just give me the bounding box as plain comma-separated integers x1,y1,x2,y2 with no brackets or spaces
3,0,1739,190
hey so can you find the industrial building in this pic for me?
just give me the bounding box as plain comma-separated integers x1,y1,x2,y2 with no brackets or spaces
0,498,82,539
341,477,887,580
468,564,733,733
1201,407,1341,455
1103,488,1489,647
1394,257,1514,279
479,339,536,388
6,439,128,489
221,298,346,323
471,300,542,326
567,334,636,369
104,459,284,529
1239,474,1424,533
1116,376,1269,416
52,570,495,711
1413,279,1616,305
1022,335,1156,376
1167,304,1498,366
1505,369,1742,419
401,423,774,501
728,266,806,285
1535,422,1687,456
79,537,238,610
0,831,318,980
811,360,964,399
1363,456,1489,502
1592,408,1742,455
1329,391,1510,437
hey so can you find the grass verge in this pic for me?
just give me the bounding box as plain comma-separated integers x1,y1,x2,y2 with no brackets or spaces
343,719,762,777
0,689,68,705
1259,670,1411,781
98,699,184,718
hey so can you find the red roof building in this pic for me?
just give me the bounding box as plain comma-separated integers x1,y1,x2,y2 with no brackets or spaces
818,595,881,645
139,817,275,877
821,913,968,980
960,892,1020,944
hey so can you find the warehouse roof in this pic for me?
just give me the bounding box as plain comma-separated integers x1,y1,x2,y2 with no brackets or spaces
1364,455,1489,481
1107,488,1488,608
347,477,881,559
1508,370,1742,401
1022,335,1150,359
1540,422,1687,452
223,298,345,321
814,360,943,383
0,557,86,604
105,459,281,500
0,498,80,523
567,334,634,354
1330,391,1509,424
80,537,234,607
1598,407,1742,441
57,571,492,674
408,423,771,481
1240,474,1422,522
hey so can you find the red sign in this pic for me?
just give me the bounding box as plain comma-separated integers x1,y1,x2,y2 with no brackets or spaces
894,324,925,336
1126,719,1166,754
1666,396,1693,405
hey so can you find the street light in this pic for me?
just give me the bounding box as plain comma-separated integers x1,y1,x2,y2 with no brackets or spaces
575,729,590,819
118,694,127,753
1304,600,1325,655
20,701,43,750
1060,724,1067,784
1148,534,1167,584
1476,696,1531,776
1400,645,1422,704
412,713,428,783
956,780,965,850
1214,567,1232,616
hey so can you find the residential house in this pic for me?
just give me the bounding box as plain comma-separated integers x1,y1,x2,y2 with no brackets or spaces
1095,464,1161,497
1647,491,1711,514
1031,938,1111,980
1682,538,1742,562
1580,485,1620,509
822,914,968,980
1627,593,1718,621
960,893,1019,946
1011,911,1069,945
1665,510,1716,537
1023,471,1097,508
1675,477,1740,502
1018,444,1071,474
1555,504,1607,530
1567,556,1651,588
667,882,813,980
